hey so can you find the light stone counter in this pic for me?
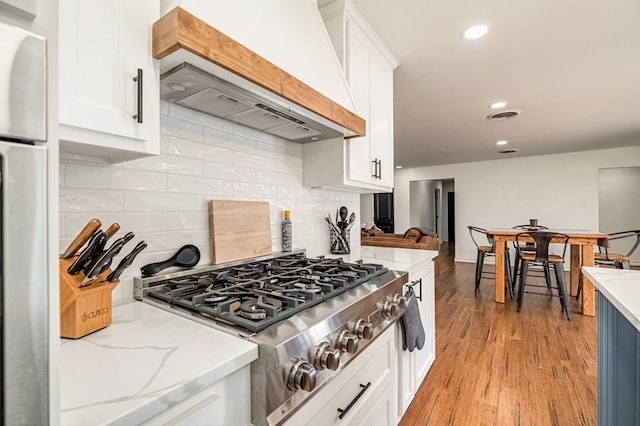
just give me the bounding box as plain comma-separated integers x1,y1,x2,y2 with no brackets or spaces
332,246,438,274
582,266,640,331
60,300,258,425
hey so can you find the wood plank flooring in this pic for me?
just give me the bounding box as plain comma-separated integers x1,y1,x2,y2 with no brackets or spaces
400,242,597,425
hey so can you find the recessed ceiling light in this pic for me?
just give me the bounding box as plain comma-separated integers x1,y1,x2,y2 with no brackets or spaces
490,101,507,109
496,140,508,146
462,24,489,40
395,165,403,169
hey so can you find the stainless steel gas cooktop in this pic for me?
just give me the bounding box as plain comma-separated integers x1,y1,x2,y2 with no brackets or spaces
134,250,407,425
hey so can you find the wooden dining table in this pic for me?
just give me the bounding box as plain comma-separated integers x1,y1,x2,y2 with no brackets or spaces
486,228,607,316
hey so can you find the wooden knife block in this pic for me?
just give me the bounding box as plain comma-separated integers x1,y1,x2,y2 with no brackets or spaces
59,258,120,339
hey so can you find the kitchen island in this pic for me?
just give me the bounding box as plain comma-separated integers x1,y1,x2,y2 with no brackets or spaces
59,300,258,425
581,267,640,425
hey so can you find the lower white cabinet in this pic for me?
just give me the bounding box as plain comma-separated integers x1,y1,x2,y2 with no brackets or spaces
142,366,251,426
397,261,436,418
285,325,396,425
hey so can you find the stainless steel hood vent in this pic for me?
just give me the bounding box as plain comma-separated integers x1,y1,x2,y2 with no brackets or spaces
161,62,340,142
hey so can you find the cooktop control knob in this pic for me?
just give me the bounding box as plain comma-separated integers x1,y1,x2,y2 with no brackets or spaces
310,342,340,371
286,358,317,392
353,319,374,340
336,330,359,354
380,298,398,318
390,294,407,310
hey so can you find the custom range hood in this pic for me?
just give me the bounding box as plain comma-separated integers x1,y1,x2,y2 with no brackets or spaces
153,7,365,143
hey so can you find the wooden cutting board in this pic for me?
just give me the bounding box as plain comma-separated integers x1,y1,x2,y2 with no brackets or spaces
209,200,272,264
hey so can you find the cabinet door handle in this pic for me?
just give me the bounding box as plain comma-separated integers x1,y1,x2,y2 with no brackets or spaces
132,68,143,123
337,382,371,419
410,278,423,301
371,159,378,178
377,159,382,180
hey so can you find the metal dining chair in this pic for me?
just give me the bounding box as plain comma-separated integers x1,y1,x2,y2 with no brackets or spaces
515,231,571,320
512,224,552,292
468,226,514,299
576,229,640,298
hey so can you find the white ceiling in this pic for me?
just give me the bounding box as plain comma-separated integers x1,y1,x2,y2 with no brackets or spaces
350,0,640,168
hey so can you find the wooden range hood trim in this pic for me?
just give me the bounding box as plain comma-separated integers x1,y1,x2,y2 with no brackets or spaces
153,7,366,138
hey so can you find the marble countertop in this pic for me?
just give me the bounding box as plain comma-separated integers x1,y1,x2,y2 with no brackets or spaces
59,300,258,426
582,267,640,331
332,246,438,273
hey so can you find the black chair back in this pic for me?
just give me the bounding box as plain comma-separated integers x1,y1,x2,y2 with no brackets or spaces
467,226,494,249
515,231,569,262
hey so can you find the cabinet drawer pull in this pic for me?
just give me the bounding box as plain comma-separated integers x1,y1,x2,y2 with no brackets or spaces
133,68,143,123
337,382,371,419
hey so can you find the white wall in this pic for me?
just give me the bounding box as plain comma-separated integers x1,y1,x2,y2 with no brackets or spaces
599,166,640,264
394,146,640,263
360,193,374,225
59,102,359,303
409,180,438,231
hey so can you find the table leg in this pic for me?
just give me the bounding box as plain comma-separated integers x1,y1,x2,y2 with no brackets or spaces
495,241,505,304
581,244,595,316
570,245,580,296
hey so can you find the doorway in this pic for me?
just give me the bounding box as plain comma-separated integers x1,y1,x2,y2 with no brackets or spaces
373,192,394,233
447,191,455,242
409,179,455,241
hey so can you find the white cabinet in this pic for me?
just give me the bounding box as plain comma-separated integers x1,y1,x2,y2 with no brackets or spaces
303,0,397,193
142,366,251,426
58,0,160,163
397,260,436,418
285,325,396,425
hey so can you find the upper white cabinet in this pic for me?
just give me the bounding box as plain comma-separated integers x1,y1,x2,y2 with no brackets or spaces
303,0,398,193
58,0,160,163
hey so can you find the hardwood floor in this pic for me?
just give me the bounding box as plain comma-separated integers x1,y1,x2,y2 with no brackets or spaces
400,242,597,425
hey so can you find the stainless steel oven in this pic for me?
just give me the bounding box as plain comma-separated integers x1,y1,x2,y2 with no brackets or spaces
0,21,48,425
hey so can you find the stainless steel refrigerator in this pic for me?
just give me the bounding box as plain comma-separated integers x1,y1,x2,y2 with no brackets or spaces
0,21,49,425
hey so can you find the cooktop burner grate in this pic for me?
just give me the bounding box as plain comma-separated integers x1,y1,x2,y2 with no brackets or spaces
146,253,387,333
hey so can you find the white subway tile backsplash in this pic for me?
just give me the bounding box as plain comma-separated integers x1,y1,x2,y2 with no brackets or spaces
233,182,278,198
204,127,256,153
122,154,204,176
66,164,167,192
64,213,167,237
123,191,205,212
233,152,279,171
256,170,302,187
160,115,204,142
167,212,209,230
60,189,123,212
167,175,233,196
166,136,234,165
60,107,359,303
203,163,256,182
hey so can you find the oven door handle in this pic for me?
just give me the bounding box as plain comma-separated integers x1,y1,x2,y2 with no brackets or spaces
337,382,371,419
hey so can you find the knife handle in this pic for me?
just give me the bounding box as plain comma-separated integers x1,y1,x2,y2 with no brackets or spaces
104,223,120,240
107,241,147,282
68,231,106,275
60,219,102,259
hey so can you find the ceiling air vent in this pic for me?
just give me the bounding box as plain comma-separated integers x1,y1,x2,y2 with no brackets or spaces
487,110,521,121
498,148,519,154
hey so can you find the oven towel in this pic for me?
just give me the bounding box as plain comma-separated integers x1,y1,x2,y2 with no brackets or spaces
400,286,425,352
